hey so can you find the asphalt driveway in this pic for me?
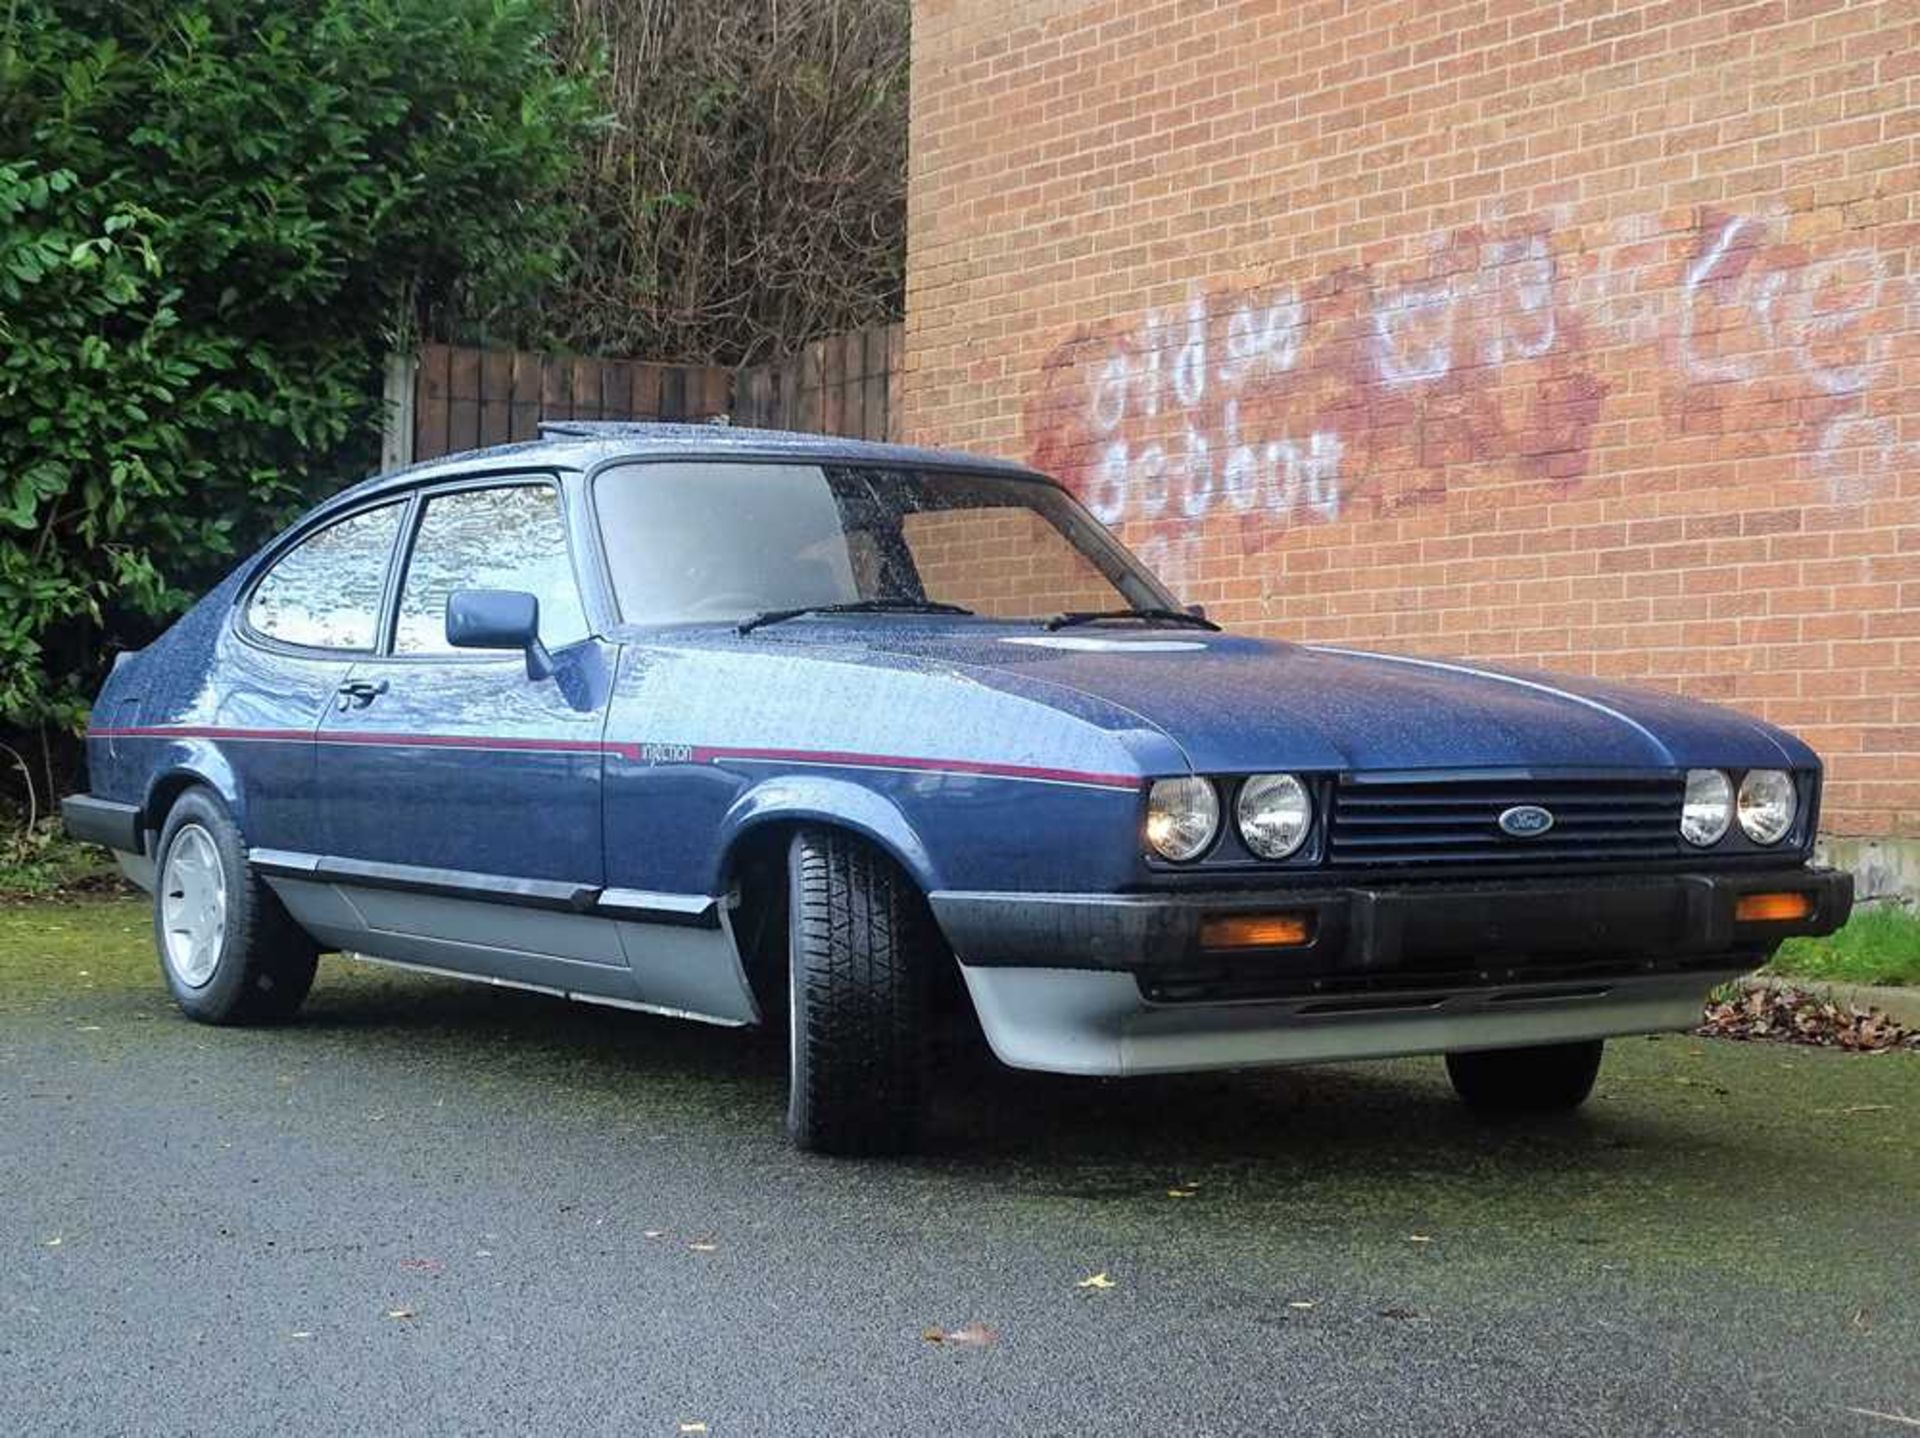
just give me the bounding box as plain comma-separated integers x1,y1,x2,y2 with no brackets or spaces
3,898,1916,1436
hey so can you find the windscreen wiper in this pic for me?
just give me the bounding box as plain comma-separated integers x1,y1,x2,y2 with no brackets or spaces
1043,606,1221,632
736,599,975,636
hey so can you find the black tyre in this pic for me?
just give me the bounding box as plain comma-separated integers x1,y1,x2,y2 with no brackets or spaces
1445,1039,1604,1114
786,827,932,1155
152,786,318,1025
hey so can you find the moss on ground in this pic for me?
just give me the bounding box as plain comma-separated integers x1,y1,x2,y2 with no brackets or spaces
4,896,1915,1305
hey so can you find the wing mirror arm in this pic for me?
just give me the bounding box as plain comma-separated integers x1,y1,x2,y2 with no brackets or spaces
524,635,554,683
445,589,554,683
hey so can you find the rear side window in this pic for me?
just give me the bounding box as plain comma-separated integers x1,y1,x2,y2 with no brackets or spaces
246,501,404,650
393,484,589,654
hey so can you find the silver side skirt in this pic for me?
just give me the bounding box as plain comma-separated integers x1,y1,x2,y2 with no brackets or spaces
333,948,750,1028
265,875,759,1028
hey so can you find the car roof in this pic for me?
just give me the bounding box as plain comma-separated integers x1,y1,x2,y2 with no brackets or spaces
308,422,1052,524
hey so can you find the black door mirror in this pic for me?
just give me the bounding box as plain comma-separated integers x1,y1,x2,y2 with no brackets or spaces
445,589,553,680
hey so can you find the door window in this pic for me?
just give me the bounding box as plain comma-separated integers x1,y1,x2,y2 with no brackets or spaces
245,501,404,650
393,485,589,654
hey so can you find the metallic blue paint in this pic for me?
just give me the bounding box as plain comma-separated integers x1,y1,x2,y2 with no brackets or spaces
81,427,1830,958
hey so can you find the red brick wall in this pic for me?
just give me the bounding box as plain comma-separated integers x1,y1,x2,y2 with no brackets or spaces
905,0,1919,838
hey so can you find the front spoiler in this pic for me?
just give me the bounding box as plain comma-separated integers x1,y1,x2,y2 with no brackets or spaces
958,964,1739,1075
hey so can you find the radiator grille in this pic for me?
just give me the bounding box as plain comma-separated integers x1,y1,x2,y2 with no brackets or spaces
1328,775,1685,868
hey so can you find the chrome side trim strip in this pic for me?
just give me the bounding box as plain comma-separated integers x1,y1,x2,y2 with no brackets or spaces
333,949,745,1024
249,849,719,926
568,990,749,1027
340,949,567,998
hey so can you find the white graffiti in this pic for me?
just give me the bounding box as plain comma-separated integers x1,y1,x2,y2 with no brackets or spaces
1372,281,1455,385
1066,203,1915,540
1677,212,1907,496
1480,233,1558,364
1086,287,1334,582
1680,213,1771,383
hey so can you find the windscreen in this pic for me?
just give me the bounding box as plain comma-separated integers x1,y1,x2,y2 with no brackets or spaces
593,462,1174,625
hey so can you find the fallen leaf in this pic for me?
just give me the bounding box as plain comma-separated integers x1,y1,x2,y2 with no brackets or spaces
290,1331,314,1340
936,1320,998,1343
43,1236,62,1248
1843,1104,1892,1115
642,1230,665,1240
1287,1300,1316,1310
679,1424,708,1434
688,1241,717,1253
385,1308,415,1321
1076,1272,1115,1290
1167,1188,1198,1200
1408,1234,1434,1244
77,1025,102,1032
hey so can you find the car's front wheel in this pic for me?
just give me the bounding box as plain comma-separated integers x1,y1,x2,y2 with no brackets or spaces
1445,1039,1604,1114
785,827,932,1155
153,787,318,1025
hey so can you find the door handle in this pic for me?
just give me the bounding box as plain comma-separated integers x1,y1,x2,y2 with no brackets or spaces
334,679,389,710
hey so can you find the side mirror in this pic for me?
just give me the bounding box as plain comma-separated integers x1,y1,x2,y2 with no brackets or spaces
446,589,553,680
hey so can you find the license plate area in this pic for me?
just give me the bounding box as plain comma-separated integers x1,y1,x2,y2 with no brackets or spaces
1357,880,1696,969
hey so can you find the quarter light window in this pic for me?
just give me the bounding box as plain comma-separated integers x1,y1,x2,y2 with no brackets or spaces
246,502,404,650
394,485,588,654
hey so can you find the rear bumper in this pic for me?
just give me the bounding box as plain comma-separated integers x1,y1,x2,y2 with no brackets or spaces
937,866,1853,1075
60,794,144,854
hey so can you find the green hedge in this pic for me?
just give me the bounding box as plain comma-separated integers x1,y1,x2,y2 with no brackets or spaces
0,1,598,729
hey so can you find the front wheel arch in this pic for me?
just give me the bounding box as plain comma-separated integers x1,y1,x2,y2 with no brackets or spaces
714,776,942,896
723,816,975,1033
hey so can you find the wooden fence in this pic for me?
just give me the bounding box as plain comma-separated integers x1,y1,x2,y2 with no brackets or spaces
733,324,903,443
395,323,902,467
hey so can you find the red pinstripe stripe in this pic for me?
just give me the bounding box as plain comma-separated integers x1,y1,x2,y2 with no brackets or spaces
91,725,602,755
689,744,1139,791
89,726,1141,791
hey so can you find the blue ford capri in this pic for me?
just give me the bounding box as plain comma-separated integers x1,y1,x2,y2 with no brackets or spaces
63,424,1852,1153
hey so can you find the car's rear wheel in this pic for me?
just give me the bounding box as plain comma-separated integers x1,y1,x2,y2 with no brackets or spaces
153,787,318,1024
1445,1039,1604,1114
785,827,932,1155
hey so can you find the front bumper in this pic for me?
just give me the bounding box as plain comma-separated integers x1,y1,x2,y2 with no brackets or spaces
936,866,1853,1075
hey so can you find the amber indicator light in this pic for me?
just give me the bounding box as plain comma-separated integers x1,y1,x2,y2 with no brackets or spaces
1734,891,1814,923
1199,913,1314,949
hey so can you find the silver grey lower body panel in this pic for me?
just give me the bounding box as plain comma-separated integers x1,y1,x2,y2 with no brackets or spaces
958,963,1737,1076
115,849,156,893
265,876,759,1027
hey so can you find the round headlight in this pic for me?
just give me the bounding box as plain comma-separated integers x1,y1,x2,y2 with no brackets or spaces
1681,768,1733,847
1145,776,1220,862
1737,769,1797,845
1236,773,1312,860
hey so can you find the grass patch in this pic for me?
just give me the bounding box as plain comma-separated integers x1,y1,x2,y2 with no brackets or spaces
1764,904,1920,988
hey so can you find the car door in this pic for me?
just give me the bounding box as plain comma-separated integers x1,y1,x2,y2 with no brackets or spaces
312,476,613,921
228,497,410,849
